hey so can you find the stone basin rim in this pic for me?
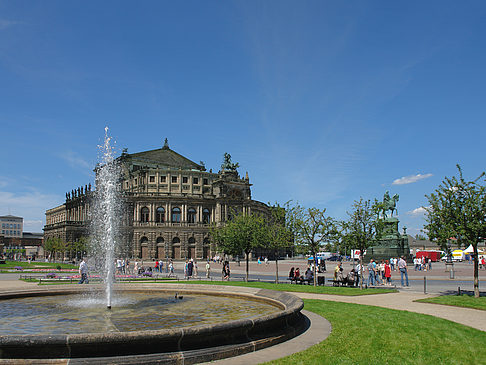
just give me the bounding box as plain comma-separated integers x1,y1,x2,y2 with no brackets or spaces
0,284,306,360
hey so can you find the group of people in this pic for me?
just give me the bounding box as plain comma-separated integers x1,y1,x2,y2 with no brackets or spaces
413,256,432,271
366,259,393,286
222,261,230,280
288,266,314,284
115,258,130,274
366,256,409,287
183,259,198,278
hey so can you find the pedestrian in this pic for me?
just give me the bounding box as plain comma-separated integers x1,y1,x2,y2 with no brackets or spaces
193,260,198,277
169,260,174,277
367,259,375,286
134,261,139,275
384,260,392,285
187,259,194,278
390,257,395,271
155,260,159,273
264,257,268,265
206,260,211,278
398,256,409,287
78,258,89,284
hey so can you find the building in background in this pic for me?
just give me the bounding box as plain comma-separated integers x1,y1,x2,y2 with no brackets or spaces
0,215,44,259
0,215,23,238
44,140,270,260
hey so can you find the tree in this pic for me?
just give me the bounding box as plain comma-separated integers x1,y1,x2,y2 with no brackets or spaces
43,237,65,262
343,198,382,289
266,203,293,284
286,204,337,286
425,165,486,298
210,211,268,282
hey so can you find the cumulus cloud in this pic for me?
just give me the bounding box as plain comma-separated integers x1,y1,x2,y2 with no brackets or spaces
407,206,430,217
392,173,433,185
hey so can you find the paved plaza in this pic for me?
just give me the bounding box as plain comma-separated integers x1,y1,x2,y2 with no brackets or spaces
0,259,484,364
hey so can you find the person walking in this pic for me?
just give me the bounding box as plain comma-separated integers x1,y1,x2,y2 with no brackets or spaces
206,260,211,278
398,256,409,287
367,259,375,286
78,258,89,284
168,260,174,277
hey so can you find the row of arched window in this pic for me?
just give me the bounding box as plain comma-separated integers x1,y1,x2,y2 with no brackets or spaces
140,236,209,245
140,207,211,224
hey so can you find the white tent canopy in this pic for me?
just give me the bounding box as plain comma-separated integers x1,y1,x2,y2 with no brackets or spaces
464,244,475,253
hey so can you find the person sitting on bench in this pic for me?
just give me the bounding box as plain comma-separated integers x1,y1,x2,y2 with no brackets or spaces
333,262,345,285
288,267,295,282
294,268,301,283
303,268,314,284
345,268,357,286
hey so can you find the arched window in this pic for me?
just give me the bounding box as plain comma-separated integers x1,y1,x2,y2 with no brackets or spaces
156,236,164,244
187,208,197,223
156,207,165,223
171,207,181,223
188,237,196,244
141,207,150,222
203,208,210,224
172,237,180,244
140,236,149,244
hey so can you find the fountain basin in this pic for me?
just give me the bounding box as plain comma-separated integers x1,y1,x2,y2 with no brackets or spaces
0,284,306,364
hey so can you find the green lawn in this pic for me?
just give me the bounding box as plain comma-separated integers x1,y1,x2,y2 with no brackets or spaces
416,294,486,311
267,299,486,365
157,280,397,296
0,260,77,271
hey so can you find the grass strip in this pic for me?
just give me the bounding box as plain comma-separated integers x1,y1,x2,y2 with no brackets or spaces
267,299,486,365
141,280,397,296
18,277,396,295
0,261,77,270
416,294,486,311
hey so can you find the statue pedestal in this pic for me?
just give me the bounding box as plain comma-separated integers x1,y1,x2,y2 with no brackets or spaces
366,217,410,263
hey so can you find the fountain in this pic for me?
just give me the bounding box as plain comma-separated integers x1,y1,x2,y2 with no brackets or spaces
0,128,307,363
90,126,122,309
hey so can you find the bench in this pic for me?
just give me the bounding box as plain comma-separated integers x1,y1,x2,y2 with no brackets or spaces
287,277,313,285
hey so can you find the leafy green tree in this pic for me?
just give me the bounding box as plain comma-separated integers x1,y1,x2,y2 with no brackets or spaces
343,198,382,289
210,212,268,282
425,165,486,298
266,203,293,284
286,204,337,286
43,237,65,262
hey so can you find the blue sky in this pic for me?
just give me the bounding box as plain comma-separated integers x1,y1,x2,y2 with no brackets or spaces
1,1,485,235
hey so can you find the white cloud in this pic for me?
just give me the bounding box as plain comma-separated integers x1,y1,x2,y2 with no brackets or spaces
60,151,93,174
0,190,61,232
392,173,433,185
0,19,23,30
24,220,43,228
407,206,430,217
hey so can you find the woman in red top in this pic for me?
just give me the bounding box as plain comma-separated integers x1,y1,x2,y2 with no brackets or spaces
384,260,392,285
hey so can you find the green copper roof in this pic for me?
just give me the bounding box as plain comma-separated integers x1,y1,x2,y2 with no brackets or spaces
125,145,204,170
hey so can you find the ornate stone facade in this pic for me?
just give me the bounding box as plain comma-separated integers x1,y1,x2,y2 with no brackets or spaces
44,141,270,260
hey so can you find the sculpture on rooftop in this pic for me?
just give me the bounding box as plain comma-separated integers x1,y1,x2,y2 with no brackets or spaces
221,153,239,172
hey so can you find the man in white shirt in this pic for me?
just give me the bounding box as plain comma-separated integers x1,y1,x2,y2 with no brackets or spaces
398,256,409,287
78,259,89,284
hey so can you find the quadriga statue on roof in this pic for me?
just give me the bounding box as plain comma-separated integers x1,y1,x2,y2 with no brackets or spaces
221,153,239,172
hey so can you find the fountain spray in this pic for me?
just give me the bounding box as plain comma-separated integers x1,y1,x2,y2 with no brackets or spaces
91,127,122,309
